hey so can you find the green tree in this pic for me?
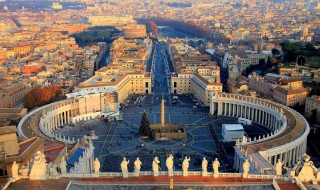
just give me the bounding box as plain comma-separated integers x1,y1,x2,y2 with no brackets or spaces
271,48,280,57
139,112,152,137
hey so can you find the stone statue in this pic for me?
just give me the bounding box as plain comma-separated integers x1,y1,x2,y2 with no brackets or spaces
134,157,142,172
166,154,174,176
60,157,67,174
94,158,100,174
152,157,160,176
19,163,29,177
202,157,208,173
49,164,58,177
182,156,190,176
29,151,47,180
213,158,220,177
242,159,250,177
242,136,247,144
11,161,19,179
82,135,89,144
276,159,283,176
121,157,129,178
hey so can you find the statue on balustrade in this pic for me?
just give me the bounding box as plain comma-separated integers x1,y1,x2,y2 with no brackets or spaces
60,157,67,174
202,157,208,173
166,154,174,176
11,161,19,179
82,135,89,144
121,157,129,178
94,158,100,174
276,159,283,176
29,151,47,180
49,164,58,177
213,158,220,177
152,157,160,176
242,159,250,176
182,156,190,176
134,157,142,172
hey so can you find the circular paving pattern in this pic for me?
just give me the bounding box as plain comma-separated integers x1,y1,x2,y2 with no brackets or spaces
132,132,194,152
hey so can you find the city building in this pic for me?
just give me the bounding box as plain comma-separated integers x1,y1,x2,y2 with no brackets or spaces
169,42,222,105
273,78,311,106
75,38,152,103
305,96,320,124
123,24,147,39
0,83,31,108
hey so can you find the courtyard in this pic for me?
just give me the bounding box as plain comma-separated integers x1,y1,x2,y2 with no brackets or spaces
55,94,270,173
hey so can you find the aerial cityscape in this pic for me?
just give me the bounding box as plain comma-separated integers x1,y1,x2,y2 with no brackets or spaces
0,0,319,189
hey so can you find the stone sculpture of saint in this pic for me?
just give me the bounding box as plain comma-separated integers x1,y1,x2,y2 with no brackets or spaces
94,158,100,174
11,161,19,178
134,157,142,172
243,159,250,175
202,157,208,172
60,157,67,174
182,156,190,173
82,135,89,144
276,159,283,176
152,157,160,173
121,157,129,173
166,155,174,171
213,158,220,175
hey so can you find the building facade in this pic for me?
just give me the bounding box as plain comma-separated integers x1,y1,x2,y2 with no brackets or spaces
305,95,320,124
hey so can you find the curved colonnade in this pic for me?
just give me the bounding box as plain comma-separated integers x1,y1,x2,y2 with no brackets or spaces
18,92,309,174
210,93,309,173
18,98,105,144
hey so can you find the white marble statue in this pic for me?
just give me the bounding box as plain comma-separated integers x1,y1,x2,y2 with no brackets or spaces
202,157,208,176
94,158,100,174
134,157,142,172
166,154,174,176
202,157,208,172
11,161,19,179
19,162,29,177
213,158,220,177
60,157,67,174
49,164,58,177
276,159,283,176
242,159,250,177
152,157,160,176
82,135,89,144
121,157,129,178
29,151,47,180
242,136,247,144
182,156,190,176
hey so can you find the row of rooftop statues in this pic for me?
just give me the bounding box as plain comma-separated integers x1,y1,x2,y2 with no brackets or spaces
10,149,319,184
119,155,223,178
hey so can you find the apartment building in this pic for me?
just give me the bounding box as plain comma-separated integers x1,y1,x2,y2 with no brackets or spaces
0,83,31,108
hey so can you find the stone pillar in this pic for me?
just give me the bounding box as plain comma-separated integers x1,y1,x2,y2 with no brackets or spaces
53,117,56,130
218,101,223,115
55,115,59,129
228,103,231,116
68,110,71,124
58,113,61,127
224,103,227,115
283,151,288,167
288,149,292,167
64,111,67,125
292,148,297,164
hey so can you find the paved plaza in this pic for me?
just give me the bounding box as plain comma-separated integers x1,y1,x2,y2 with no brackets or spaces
55,94,270,173
54,44,271,173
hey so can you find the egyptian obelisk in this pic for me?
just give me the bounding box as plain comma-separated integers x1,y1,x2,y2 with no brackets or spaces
161,94,165,128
